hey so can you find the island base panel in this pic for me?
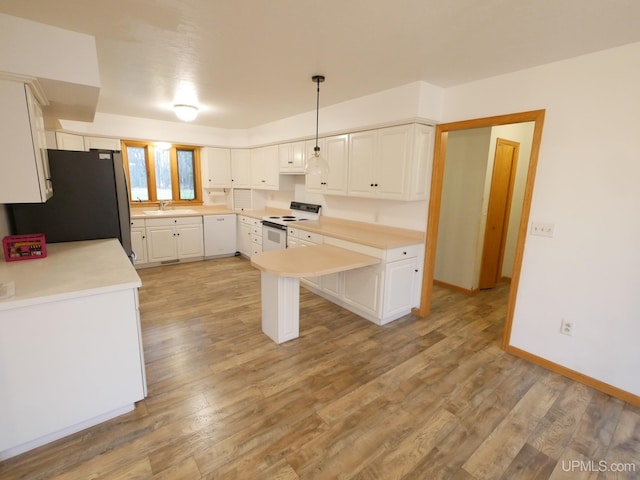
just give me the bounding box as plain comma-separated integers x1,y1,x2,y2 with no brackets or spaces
261,272,300,343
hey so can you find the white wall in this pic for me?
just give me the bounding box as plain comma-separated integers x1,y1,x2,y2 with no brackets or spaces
247,81,443,147
435,127,491,289
444,42,640,396
59,113,250,148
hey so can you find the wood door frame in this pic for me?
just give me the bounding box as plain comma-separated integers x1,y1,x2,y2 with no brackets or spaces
412,109,546,350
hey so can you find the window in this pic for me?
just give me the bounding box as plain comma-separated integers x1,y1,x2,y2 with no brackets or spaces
121,140,202,205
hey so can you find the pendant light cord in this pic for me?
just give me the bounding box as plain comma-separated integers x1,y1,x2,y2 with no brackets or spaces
311,75,325,155
315,77,320,153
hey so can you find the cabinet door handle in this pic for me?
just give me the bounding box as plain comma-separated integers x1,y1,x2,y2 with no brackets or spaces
403,251,407,255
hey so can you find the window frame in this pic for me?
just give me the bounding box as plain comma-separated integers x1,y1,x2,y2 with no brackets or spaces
121,140,203,206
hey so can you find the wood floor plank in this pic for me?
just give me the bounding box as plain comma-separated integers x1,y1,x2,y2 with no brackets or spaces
528,381,594,460
499,443,557,480
461,381,560,479
1,259,639,479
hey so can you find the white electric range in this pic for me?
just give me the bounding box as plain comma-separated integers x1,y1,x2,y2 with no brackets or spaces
261,202,322,251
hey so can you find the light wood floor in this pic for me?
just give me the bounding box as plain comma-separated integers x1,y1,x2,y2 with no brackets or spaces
2,257,639,479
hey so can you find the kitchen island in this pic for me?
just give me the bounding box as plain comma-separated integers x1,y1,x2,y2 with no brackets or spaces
0,239,146,460
251,245,380,343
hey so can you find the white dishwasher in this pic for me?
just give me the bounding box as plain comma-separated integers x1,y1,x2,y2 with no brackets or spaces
203,214,237,258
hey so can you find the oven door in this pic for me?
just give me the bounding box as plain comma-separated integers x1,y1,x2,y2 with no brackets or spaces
262,221,287,251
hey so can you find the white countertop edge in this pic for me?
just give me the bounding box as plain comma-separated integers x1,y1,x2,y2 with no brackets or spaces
0,280,141,311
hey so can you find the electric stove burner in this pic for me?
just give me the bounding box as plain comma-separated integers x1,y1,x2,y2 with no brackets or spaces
261,202,322,227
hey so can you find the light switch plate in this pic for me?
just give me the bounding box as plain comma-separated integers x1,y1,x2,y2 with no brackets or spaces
531,222,554,237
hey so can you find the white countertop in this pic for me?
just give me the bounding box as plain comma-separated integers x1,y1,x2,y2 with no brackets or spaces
0,239,141,311
130,205,425,249
251,244,381,277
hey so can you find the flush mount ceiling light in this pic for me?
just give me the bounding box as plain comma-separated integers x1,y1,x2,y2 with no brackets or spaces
305,75,329,177
174,104,198,122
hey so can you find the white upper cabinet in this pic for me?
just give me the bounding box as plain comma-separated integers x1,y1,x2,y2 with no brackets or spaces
0,80,53,203
278,141,306,174
230,149,251,188
347,129,377,197
84,136,122,151
250,145,280,190
203,147,231,188
55,132,85,151
305,135,348,195
348,124,434,201
55,133,122,152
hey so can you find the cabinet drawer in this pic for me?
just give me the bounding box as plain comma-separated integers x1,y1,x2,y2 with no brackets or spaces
239,215,260,226
252,226,262,236
385,244,422,262
130,219,145,228
145,216,202,227
251,234,262,246
296,230,323,245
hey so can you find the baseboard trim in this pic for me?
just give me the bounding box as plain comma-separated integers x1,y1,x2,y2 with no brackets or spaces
433,280,478,296
505,345,640,407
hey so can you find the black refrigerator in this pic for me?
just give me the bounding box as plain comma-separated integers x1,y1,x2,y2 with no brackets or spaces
9,149,133,260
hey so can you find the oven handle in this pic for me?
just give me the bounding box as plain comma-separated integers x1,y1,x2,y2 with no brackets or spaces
261,220,288,231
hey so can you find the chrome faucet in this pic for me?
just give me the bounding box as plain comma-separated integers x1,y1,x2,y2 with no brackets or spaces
159,200,172,211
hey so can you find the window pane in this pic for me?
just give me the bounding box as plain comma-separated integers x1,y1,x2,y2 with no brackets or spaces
177,150,195,200
126,146,149,201
154,149,173,200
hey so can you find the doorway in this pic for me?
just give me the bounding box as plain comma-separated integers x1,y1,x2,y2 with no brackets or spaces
413,110,546,349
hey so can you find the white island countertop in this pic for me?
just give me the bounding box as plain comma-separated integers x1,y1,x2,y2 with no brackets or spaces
0,239,141,311
251,244,381,277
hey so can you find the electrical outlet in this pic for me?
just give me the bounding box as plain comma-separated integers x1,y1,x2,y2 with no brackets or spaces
531,222,554,237
560,319,573,336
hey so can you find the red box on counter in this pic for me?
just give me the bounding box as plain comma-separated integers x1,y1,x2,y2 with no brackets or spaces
2,234,48,262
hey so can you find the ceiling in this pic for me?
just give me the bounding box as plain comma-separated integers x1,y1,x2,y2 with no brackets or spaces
1,0,639,129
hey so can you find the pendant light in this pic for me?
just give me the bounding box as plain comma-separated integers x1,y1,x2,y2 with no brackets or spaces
174,104,198,122
305,75,329,177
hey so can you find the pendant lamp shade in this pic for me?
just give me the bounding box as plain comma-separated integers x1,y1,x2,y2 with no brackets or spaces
174,104,198,121
305,75,329,177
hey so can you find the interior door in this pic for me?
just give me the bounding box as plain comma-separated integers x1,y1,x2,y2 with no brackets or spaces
478,138,520,289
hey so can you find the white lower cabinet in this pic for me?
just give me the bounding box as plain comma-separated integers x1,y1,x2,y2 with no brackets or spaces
297,234,423,325
343,264,384,318
237,215,261,257
145,217,203,263
130,219,148,265
287,227,323,289
382,256,419,319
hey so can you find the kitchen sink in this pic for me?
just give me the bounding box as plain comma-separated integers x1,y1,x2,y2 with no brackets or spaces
143,209,199,216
